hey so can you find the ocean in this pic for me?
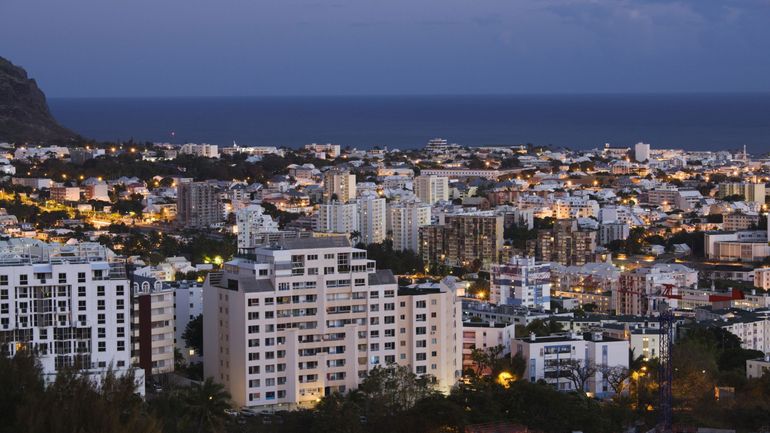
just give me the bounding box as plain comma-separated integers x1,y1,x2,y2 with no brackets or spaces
48,94,770,152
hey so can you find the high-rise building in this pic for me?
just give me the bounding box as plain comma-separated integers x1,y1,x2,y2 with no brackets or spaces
236,204,280,249
172,280,204,362
314,202,358,235
179,143,219,158
420,212,504,271
356,194,386,245
323,169,357,203
535,219,596,266
634,142,650,162
203,237,462,408
387,199,432,252
491,256,551,309
413,175,449,205
0,240,142,390
130,274,175,376
176,181,223,228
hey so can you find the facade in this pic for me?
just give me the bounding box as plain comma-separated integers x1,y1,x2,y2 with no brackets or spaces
323,169,356,203
615,265,697,316
413,175,449,205
179,143,219,158
535,219,597,266
718,182,766,205
356,195,386,245
176,181,224,228
50,186,81,203
513,332,629,397
634,142,650,162
131,274,175,376
420,212,504,271
172,280,204,361
756,268,770,290
203,237,462,409
723,212,760,231
236,204,280,249
491,256,551,309
0,241,142,390
387,199,431,252
314,202,358,235
746,357,770,379
598,222,630,246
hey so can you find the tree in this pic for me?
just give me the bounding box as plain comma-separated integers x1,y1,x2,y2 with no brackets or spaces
601,365,631,396
182,314,203,356
562,359,597,394
182,378,231,433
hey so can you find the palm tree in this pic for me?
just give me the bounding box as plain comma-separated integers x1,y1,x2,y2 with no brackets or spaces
182,378,231,433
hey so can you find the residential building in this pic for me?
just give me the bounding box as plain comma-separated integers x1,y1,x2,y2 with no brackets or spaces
615,264,698,316
172,280,204,361
420,212,504,271
387,199,431,252
236,204,280,249
50,186,81,203
323,169,356,203
356,194,386,245
203,237,462,408
314,202,358,235
513,332,629,397
179,143,219,158
634,142,650,162
723,212,760,231
413,175,449,205
747,357,770,379
598,222,630,246
131,274,175,376
176,181,223,228
0,240,142,390
719,182,766,205
535,219,597,266
491,256,551,309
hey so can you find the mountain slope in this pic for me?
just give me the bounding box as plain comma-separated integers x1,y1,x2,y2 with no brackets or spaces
0,56,77,143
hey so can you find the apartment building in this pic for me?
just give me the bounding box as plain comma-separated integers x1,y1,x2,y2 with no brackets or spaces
50,186,81,203
179,143,219,158
236,204,280,249
420,212,504,271
203,237,461,409
323,169,356,203
598,222,630,246
535,219,596,266
0,240,141,389
413,175,449,205
176,181,224,228
697,308,770,355
314,202,358,235
756,268,770,290
461,322,516,372
513,332,629,397
491,256,551,309
719,182,766,205
615,264,697,316
130,274,175,376
172,280,204,361
387,199,431,252
356,194,386,245
723,212,760,231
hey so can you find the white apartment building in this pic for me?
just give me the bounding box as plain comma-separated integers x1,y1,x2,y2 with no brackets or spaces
173,280,204,361
323,169,356,203
179,143,219,158
514,332,629,398
387,199,431,252
719,182,766,205
413,175,449,205
755,268,770,290
356,195,386,245
634,142,650,162
236,204,281,249
314,202,358,235
203,237,461,409
491,256,551,310
131,274,175,376
0,240,142,390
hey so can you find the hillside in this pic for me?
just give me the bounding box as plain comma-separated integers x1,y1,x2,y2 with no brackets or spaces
0,56,77,143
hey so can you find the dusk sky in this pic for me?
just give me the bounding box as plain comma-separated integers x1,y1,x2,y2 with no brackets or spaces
3,0,770,97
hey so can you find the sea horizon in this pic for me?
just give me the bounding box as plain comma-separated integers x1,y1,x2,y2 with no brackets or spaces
49,93,770,153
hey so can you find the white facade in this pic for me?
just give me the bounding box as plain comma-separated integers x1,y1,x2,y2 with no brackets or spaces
179,143,219,158
387,200,431,252
203,237,461,409
491,256,551,310
413,175,449,205
173,280,204,361
0,241,142,391
514,333,629,397
236,204,281,249
314,202,358,235
356,195,386,245
323,170,356,203
634,142,650,162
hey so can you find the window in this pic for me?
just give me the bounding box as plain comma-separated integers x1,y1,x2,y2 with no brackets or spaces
416,353,426,361
116,285,124,296
78,286,86,297
58,273,66,284
308,268,318,275
77,272,86,283
97,286,105,297
98,342,106,352
354,278,366,286
307,254,318,261
416,327,426,335
19,274,28,285
117,341,125,351
324,267,335,275
384,316,395,324
324,254,334,260
0,275,7,285
416,300,426,308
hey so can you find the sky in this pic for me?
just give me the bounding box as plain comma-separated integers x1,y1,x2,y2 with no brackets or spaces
2,0,770,97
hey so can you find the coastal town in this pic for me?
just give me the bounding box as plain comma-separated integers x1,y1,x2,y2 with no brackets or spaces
0,136,769,432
